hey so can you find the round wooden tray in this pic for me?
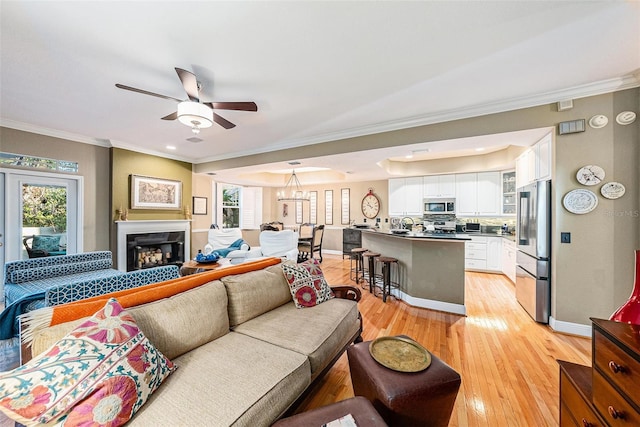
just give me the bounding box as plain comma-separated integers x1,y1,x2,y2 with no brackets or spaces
368,336,432,372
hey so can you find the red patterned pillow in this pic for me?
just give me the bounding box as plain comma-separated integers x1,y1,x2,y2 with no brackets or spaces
282,259,334,308
0,298,176,426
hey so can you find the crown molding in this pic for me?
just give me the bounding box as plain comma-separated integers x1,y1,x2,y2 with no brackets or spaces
197,73,640,163
0,118,113,147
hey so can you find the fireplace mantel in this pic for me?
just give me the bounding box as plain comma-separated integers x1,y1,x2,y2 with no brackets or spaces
116,220,191,271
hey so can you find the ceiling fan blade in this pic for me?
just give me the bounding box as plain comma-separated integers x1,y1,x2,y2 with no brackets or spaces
175,67,199,102
115,84,183,103
161,112,178,120
208,102,258,112
214,113,236,129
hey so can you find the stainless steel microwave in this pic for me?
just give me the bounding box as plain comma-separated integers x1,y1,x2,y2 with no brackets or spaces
424,198,455,214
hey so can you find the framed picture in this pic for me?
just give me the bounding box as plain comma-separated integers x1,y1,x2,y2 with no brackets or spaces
130,175,182,210
325,190,333,225
309,191,318,224
341,188,350,224
192,196,208,215
295,191,303,224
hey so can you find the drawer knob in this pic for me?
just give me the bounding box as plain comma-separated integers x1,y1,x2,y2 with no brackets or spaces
581,419,592,427
608,405,624,420
608,360,625,374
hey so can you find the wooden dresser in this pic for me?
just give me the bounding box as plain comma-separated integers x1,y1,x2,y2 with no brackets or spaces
558,318,640,427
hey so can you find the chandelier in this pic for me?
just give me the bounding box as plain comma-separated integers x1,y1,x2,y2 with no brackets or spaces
277,170,310,201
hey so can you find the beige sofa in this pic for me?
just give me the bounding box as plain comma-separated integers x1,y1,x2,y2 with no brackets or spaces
23,261,362,426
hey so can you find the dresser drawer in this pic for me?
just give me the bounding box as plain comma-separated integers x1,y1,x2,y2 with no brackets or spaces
593,370,640,427
559,361,605,427
593,330,640,405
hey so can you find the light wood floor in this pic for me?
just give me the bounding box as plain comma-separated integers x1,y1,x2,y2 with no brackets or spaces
296,255,592,426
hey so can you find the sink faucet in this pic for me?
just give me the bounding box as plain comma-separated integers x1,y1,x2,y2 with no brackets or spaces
401,217,415,229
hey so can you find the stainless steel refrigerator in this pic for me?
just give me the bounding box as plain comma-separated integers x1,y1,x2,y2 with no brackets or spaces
516,180,551,323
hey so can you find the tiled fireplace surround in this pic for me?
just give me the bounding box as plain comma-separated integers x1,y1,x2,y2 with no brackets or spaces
116,220,191,272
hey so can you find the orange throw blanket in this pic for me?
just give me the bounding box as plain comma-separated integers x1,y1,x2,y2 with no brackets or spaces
37,257,281,330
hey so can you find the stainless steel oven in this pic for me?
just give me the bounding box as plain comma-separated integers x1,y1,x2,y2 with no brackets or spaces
423,198,455,214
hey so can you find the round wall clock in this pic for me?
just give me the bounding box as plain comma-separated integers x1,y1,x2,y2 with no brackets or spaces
361,189,381,219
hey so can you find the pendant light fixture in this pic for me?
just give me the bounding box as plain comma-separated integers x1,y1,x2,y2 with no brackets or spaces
277,170,310,201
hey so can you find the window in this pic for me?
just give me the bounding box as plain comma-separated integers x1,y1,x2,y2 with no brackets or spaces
215,184,262,229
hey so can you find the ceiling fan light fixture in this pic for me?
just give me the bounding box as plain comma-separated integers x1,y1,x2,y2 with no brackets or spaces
177,101,213,129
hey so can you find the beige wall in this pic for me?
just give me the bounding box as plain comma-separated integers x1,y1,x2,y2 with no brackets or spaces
1,127,111,252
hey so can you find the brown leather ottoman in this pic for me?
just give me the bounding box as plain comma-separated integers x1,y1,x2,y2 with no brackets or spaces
347,338,461,427
272,396,387,426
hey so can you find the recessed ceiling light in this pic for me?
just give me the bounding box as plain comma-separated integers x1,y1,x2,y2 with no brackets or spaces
475,147,485,152
166,145,176,150
405,154,414,159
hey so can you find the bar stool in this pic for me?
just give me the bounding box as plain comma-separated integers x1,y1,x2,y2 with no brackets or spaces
377,256,399,303
350,247,368,286
362,251,380,294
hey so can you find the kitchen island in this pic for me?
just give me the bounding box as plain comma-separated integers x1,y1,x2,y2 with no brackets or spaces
361,229,470,315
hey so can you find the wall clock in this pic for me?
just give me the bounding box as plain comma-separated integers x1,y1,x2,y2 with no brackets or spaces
361,188,381,219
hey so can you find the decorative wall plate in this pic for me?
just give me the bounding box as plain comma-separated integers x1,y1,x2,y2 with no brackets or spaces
576,165,605,186
600,182,626,199
616,111,636,125
563,189,598,214
588,114,608,128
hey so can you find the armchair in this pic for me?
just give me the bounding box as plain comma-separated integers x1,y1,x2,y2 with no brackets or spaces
254,230,299,261
206,228,259,264
23,235,66,258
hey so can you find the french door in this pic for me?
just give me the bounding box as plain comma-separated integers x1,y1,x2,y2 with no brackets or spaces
1,169,83,263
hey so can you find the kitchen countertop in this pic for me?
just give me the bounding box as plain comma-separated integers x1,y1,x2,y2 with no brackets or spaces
361,229,471,241
361,228,517,242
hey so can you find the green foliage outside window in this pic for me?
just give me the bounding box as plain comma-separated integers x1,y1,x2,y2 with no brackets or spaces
22,185,67,232
222,185,240,228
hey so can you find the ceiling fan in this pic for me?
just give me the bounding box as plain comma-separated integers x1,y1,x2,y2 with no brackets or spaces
115,67,257,134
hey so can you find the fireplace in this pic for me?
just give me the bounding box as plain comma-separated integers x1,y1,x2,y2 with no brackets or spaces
116,220,191,272
126,231,184,271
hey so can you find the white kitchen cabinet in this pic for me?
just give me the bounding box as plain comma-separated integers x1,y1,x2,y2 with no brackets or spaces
455,172,500,216
486,237,502,271
465,235,503,272
515,132,552,187
464,236,487,270
501,170,516,215
388,177,423,216
501,238,516,283
536,133,552,181
423,175,455,198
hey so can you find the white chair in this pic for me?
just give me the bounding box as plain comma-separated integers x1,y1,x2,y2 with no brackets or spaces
206,228,259,264
251,230,299,261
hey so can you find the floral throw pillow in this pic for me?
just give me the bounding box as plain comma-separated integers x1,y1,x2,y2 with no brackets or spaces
282,259,334,308
0,298,176,427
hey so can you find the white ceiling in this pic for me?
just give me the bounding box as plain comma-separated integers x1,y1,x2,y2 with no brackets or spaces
1,1,639,184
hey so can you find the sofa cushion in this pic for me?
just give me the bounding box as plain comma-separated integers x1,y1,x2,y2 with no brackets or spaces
222,264,291,327
128,332,310,427
31,235,61,252
4,251,113,284
233,298,360,378
282,259,334,308
0,298,175,427
127,280,230,360
9,258,115,284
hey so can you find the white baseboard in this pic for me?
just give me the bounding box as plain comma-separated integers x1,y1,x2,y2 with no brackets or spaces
394,290,466,316
549,316,591,337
